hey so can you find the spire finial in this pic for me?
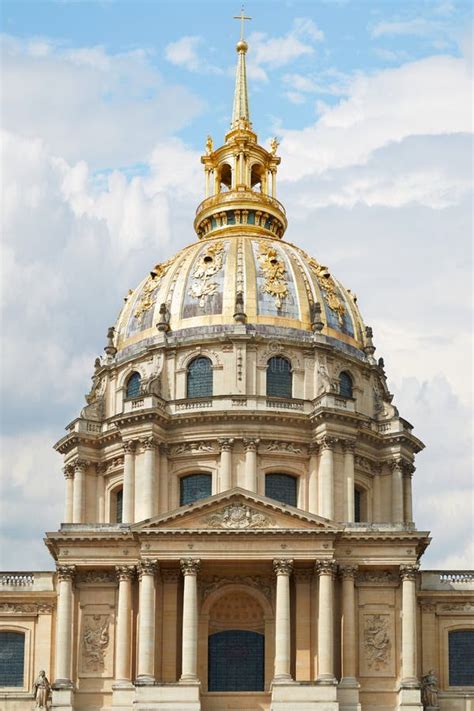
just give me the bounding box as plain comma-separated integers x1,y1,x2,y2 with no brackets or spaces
231,7,252,129
233,6,251,42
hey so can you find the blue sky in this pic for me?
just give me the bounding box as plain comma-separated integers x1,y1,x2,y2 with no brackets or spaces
0,0,472,569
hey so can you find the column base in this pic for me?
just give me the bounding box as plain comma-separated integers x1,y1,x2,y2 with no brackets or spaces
112,683,135,711
316,675,338,686
397,685,423,711
135,674,155,686
134,682,201,710
271,681,338,710
338,679,361,711
51,687,74,711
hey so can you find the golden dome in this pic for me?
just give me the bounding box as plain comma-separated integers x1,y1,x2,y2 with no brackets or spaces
114,29,367,361
114,234,366,357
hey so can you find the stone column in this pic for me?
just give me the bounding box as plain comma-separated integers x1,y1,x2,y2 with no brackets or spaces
136,560,158,684
343,440,356,522
243,439,258,492
72,460,87,523
339,565,358,685
160,444,169,513
114,566,135,686
180,558,201,682
96,464,106,523
63,467,74,524
318,438,336,520
403,466,414,525
142,437,157,519
218,439,234,492
54,565,76,687
316,560,337,684
400,564,419,687
391,459,404,523
372,463,382,523
308,444,319,515
273,559,293,681
122,440,136,523
271,169,277,197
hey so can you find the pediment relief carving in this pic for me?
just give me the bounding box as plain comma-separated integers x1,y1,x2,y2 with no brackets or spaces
205,504,274,529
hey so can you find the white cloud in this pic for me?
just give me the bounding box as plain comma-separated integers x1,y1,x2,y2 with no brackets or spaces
278,55,472,181
0,35,203,169
247,17,324,82
165,35,222,75
371,18,440,38
282,69,351,97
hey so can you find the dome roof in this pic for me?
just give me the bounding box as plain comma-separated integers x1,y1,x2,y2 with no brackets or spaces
114,234,366,359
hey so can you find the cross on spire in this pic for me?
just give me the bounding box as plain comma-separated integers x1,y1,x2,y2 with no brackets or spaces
234,6,251,41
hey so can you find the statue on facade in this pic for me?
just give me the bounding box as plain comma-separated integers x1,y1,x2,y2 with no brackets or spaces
270,136,280,155
421,670,439,709
33,671,51,709
205,135,213,155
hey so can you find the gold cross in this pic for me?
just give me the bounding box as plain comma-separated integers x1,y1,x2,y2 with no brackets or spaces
234,6,252,41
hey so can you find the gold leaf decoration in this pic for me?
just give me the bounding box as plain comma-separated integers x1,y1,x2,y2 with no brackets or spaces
305,252,346,326
188,241,225,307
257,243,289,309
133,258,173,323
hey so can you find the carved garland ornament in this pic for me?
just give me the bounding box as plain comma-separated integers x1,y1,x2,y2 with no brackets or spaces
257,243,289,309
206,504,273,529
188,241,225,306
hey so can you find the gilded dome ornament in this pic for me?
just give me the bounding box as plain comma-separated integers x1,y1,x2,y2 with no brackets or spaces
257,243,289,309
133,258,173,323
304,252,346,326
188,241,226,307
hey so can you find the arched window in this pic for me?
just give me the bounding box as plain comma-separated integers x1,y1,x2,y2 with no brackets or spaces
180,473,212,506
219,163,232,192
0,631,25,687
339,371,353,398
187,357,213,399
449,630,474,685
114,488,123,524
250,164,264,192
267,356,292,399
265,473,297,507
126,371,141,399
354,488,362,523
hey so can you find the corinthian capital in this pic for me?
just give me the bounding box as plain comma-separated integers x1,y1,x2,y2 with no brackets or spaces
56,565,76,583
63,465,74,480
141,437,157,451
74,459,88,473
180,558,201,576
400,564,419,581
243,438,259,452
137,560,159,578
115,565,136,582
123,440,137,455
315,560,337,577
273,559,294,576
389,458,403,472
218,438,234,452
339,564,358,580
342,439,356,453
318,436,337,452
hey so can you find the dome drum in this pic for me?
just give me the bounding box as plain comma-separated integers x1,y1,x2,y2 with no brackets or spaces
194,190,287,240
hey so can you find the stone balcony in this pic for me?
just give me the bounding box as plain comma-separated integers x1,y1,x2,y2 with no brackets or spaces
0,571,55,591
420,570,474,591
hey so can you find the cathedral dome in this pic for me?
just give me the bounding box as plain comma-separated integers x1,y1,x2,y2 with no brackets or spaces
114,234,366,360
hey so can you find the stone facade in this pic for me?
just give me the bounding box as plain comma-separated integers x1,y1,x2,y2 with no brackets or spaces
1,23,473,711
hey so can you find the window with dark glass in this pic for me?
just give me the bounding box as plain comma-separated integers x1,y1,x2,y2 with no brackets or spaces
354,488,362,522
187,357,213,399
126,371,141,399
267,356,292,399
339,371,353,398
449,630,474,686
180,473,212,506
265,473,297,507
208,630,264,691
115,488,123,523
0,631,25,687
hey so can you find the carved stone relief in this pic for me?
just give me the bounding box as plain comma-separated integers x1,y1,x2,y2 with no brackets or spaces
172,441,215,455
80,613,112,676
205,504,273,529
359,610,395,677
264,440,304,454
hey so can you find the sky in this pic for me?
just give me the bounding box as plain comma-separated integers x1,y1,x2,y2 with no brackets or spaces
0,0,472,571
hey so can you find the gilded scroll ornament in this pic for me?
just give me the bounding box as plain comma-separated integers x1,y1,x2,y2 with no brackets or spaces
188,241,225,307
257,244,288,309
133,258,173,323
303,250,346,326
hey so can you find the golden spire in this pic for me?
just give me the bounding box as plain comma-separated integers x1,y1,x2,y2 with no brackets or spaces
231,7,252,129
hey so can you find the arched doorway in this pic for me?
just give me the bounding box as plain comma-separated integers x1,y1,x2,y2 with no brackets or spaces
206,590,266,692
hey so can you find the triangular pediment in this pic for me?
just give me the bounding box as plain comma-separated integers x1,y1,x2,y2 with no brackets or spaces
132,488,338,532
